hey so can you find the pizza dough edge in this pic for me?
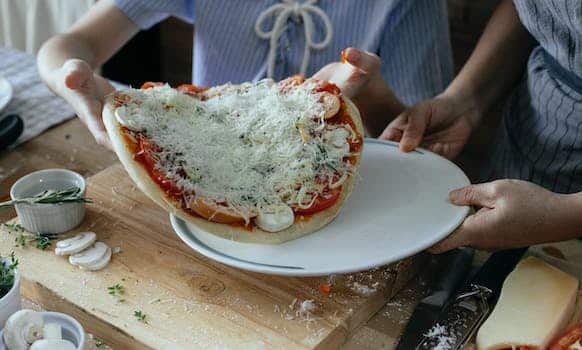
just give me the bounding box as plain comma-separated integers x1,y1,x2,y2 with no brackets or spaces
103,94,364,244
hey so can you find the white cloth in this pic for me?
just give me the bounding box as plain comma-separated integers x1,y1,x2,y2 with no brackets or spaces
0,47,74,146
255,0,332,78
0,0,94,54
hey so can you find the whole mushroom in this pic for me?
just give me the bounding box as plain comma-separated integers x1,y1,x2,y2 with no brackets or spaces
3,309,44,350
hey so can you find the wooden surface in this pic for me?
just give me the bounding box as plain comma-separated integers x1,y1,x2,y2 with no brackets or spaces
0,163,423,350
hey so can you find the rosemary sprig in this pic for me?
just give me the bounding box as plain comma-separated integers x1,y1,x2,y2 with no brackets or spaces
0,186,91,209
0,252,18,296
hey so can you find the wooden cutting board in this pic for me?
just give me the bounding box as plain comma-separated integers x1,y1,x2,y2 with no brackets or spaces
0,164,424,350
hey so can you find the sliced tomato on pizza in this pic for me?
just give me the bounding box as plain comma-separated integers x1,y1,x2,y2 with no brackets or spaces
103,77,364,244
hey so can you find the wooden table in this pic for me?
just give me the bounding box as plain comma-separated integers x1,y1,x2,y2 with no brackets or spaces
3,119,580,349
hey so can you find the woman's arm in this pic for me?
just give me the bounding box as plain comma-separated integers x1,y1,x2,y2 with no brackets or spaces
37,0,139,148
38,0,138,82
382,0,537,158
445,0,536,119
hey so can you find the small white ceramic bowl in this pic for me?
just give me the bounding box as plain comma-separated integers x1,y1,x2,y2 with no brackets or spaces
10,169,86,234
0,265,20,329
0,311,86,350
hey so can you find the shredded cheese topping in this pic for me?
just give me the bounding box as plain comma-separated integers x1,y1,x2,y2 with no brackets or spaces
116,79,355,221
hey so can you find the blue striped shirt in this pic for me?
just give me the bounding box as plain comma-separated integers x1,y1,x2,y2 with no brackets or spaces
113,0,453,105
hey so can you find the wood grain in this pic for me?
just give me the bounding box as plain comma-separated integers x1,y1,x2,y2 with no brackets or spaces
0,164,422,349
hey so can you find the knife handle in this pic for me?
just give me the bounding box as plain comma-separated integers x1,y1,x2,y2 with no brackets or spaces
0,114,23,150
425,248,474,307
470,247,527,299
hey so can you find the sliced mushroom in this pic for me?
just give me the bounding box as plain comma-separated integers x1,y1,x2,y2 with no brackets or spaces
30,339,76,350
114,105,138,130
255,205,294,232
326,127,350,148
42,323,61,340
55,232,96,256
3,309,44,350
325,128,351,157
81,246,112,271
69,241,109,268
321,93,340,119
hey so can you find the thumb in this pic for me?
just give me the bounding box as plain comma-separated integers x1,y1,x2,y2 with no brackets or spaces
449,183,496,208
62,59,93,90
341,48,381,75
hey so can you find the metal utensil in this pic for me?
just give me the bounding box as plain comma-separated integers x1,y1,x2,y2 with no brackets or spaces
415,248,527,349
0,114,24,151
395,248,474,350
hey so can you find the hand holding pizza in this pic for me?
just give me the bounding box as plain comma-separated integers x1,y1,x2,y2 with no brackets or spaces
313,47,406,137
54,59,115,149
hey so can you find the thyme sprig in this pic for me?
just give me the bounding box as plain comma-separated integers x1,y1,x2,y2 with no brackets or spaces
14,232,57,250
0,186,91,209
2,223,57,250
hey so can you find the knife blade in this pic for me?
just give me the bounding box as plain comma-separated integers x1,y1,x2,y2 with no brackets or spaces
416,247,527,350
395,247,474,350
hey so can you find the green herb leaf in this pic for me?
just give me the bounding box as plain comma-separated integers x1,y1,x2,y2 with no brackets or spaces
133,310,147,323
107,283,125,296
2,223,24,232
0,252,18,297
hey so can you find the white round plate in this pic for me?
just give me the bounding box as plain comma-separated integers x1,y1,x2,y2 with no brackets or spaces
0,76,13,114
171,139,470,276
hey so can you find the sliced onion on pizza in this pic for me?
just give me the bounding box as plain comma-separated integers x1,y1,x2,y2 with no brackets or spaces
103,76,364,244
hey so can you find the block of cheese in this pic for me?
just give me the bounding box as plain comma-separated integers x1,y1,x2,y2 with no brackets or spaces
477,256,579,350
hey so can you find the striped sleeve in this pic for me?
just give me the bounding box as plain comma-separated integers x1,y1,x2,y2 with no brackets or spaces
378,0,453,105
112,0,194,29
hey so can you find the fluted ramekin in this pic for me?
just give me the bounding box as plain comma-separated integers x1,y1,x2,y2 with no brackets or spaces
10,169,86,234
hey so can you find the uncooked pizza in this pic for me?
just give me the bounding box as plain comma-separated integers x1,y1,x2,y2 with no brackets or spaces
103,76,364,243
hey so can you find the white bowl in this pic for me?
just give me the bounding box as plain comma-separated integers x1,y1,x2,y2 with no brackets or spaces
10,169,86,234
0,311,86,350
0,265,20,329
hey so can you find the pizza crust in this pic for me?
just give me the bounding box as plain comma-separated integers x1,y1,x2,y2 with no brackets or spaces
103,92,364,244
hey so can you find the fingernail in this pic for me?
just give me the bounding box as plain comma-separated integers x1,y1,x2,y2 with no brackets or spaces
401,142,413,152
344,48,361,64
340,49,348,63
